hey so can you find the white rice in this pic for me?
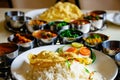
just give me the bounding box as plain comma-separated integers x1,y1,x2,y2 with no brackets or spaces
13,61,105,80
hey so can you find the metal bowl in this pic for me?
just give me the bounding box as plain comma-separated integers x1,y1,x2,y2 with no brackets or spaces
0,43,19,66
5,11,24,23
83,33,109,50
84,15,104,29
10,16,31,29
32,30,58,46
45,21,70,32
88,10,107,20
115,52,120,66
58,29,83,44
70,19,91,33
8,33,35,51
102,40,120,56
26,20,47,33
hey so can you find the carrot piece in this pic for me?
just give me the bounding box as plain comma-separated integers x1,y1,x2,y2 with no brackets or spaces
79,47,91,56
66,47,77,53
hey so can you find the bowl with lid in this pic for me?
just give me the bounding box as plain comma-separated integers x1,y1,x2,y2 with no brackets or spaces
8,33,35,51
32,30,58,46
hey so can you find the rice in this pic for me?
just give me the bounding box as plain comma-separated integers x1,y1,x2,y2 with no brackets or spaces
19,61,105,80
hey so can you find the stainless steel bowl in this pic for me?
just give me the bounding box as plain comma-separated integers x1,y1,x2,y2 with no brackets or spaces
0,43,19,66
5,11,24,23
83,33,109,50
26,20,47,33
115,52,120,66
70,19,91,33
45,21,70,32
8,33,35,51
32,30,58,46
58,29,83,44
102,40,120,56
10,16,31,28
88,10,107,20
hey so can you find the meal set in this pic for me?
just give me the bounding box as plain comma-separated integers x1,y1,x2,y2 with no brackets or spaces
0,2,120,80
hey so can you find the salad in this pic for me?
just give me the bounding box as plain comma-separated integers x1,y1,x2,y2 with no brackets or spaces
56,42,96,65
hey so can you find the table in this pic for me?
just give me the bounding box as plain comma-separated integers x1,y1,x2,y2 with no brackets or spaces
0,8,120,80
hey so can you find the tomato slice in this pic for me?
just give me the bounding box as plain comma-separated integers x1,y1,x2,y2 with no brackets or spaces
79,47,91,56
66,47,77,53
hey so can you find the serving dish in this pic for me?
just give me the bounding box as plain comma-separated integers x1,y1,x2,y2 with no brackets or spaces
25,8,47,19
8,33,35,51
102,40,120,56
26,20,47,33
83,32,109,50
0,43,19,66
58,29,83,44
32,30,58,46
106,12,120,25
11,45,118,80
5,11,24,23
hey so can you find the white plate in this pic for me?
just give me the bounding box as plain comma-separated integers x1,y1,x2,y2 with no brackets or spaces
106,12,120,25
25,8,47,19
11,45,118,80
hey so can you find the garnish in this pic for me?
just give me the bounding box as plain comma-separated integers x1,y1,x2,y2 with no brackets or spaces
65,60,71,68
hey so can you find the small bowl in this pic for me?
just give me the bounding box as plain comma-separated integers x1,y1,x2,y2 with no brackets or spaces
45,21,70,32
115,52,120,66
26,20,47,33
102,40,120,56
32,30,58,46
0,43,19,66
5,11,24,23
70,19,91,33
10,16,31,29
84,15,104,29
88,10,107,20
58,29,83,44
83,33,109,50
8,33,35,51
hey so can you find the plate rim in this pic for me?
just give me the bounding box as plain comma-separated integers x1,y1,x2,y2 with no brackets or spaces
106,12,120,25
25,8,47,19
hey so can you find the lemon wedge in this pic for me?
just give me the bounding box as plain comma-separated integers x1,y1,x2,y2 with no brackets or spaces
71,42,84,48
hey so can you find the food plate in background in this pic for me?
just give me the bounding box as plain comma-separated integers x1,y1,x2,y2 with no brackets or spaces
106,12,120,25
25,8,47,19
11,45,118,80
